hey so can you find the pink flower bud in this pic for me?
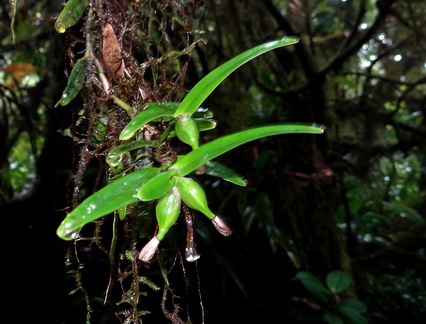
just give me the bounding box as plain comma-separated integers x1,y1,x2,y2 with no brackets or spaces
139,237,160,262
211,215,232,236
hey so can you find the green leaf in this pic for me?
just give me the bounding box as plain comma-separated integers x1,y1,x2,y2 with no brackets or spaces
173,37,299,117
193,107,214,119
339,304,368,324
326,271,352,294
9,0,17,43
55,57,87,107
106,140,159,167
137,170,175,201
168,119,217,138
170,124,324,176
203,161,247,186
54,0,89,33
194,119,217,132
339,299,367,314
294,271,330,303
117,205,127,221
119,102,177,140
382,201,424,224
323,313,344,324
56,167,160,240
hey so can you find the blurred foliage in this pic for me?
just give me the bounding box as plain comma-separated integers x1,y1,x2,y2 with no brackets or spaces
293,270,368,324
1,0,426,323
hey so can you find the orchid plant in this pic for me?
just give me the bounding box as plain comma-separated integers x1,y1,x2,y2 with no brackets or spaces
55,11,324,262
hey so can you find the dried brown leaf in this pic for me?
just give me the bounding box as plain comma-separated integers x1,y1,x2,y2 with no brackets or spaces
102,23,125,79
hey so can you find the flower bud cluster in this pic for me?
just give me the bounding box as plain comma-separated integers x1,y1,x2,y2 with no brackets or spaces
138,174,232,262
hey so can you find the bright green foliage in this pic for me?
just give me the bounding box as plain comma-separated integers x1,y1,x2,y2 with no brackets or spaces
172,37,299,117
56,167,160,240
57,122,321,242
54,0,89,33
170,124,324,176
56,38,323,255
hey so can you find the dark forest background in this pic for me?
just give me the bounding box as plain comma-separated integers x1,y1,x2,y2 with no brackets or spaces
1,0,426,323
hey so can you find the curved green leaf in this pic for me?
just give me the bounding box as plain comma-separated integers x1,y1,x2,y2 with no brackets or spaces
56,167,160,240
55,57,87,107
173,37,299,117
169,119,217,138
194,119,217,132
170,124,324,176
326,271,352,294
106,140,159,167
119,103,177,140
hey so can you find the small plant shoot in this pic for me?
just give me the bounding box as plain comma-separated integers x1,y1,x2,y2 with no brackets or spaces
56,37,324,262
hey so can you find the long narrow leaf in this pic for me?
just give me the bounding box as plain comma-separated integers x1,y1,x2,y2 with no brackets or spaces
56,167,160,240
170,124,324,176
173,37,299,117
106,140,159,167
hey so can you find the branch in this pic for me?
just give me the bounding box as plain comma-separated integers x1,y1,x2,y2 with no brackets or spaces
320,0,397,76
338,0,368,51
342,72,426,87
263,0,318,79
393,121,426,138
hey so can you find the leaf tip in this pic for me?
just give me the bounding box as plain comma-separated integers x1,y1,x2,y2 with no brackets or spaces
282,35,300,43
313,123,326,133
